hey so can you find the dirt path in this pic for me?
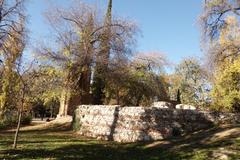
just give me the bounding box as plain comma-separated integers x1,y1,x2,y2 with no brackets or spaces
4,116,73,132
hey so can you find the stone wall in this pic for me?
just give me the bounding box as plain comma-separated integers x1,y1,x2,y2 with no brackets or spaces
73,105,240,142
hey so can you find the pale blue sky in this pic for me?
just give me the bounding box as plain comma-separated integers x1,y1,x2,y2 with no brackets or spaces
26,0,203,64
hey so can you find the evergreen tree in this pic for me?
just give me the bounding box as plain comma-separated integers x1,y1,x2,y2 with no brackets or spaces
92,0,112,104
177,89,181,104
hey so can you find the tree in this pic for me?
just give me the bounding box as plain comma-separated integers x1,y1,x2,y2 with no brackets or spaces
41,0,137,116
211,57,240,112
201,0,240,69
13,61,38,149
0,15,26,121
0,0,25,47
208,16,240,112
28,65,62,118
176,89,181,103
92,0,112,104
170,58,210,107
41,2,97,116
104,52,169,106
206,16,240,68
0,4,28,147
201,0,240,40
200,0,240,112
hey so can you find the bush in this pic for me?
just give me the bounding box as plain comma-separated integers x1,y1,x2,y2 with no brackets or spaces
0,112,32,130
72,109,81,131
0,117,17,130
21,114,32,125
0,122,6,130
172,127,182,137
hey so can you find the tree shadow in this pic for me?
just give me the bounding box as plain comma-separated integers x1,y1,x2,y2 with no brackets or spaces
1,142,180,160
1,124,239,160
107,106,120,141
143,124,240,159
0,121,72,135
137,108,215,142
1,107,239,160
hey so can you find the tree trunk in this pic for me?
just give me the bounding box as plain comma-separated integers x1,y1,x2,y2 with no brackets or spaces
13,109,22,149
58,88,70,117
13,87,25,149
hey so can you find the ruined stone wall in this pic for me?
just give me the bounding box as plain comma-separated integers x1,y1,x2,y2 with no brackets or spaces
74,105,240,142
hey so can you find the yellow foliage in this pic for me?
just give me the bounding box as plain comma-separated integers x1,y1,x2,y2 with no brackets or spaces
211,57,240,111
219,16,239,47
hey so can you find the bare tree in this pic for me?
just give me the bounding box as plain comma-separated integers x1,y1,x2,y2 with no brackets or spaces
39,0,138,116
0,3,28,147
200,0,240,69
0,0,25,48
201,0,240,40
0,15,26,120
13,61,36,149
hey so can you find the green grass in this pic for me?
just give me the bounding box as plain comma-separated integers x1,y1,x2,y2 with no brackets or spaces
0,124,239,160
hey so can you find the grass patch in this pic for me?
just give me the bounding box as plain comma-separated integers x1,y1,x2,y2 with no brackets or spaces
0,123,239,160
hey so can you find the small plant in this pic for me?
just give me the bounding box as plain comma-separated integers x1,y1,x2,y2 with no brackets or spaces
172,127,182,137
72,109,81,131
21,114,32,125
0,113,32,130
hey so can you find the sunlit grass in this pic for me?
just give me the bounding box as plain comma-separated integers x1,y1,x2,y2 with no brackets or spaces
0,125,239,160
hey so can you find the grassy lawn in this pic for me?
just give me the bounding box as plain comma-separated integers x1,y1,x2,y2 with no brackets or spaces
0,121,239,160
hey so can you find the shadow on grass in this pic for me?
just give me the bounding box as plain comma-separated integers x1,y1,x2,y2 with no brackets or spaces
0,125,239,160
2,143,180,160
0,121,72,134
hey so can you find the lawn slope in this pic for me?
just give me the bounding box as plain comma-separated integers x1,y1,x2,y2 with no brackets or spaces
0,119,239,160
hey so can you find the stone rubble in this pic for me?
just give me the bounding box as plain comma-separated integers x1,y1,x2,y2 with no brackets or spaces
152,101,174,109
74,105,240,143
175,104,196,110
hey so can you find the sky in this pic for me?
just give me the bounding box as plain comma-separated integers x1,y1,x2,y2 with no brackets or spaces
26,0,203,65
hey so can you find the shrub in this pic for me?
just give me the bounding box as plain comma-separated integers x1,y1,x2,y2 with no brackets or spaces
172,127,183,137
0,112,32,130
21,114,32,125
72,109,81,131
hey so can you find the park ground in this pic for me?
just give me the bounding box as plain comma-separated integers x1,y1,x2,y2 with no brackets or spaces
0,119,239,160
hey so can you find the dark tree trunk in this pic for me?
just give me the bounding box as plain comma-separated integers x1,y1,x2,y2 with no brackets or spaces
177,89,181,104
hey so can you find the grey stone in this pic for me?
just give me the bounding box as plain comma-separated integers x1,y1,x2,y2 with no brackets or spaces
73,105,240,143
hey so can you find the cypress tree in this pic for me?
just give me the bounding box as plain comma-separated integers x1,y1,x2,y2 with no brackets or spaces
177,89,181,104
92,0,112,104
